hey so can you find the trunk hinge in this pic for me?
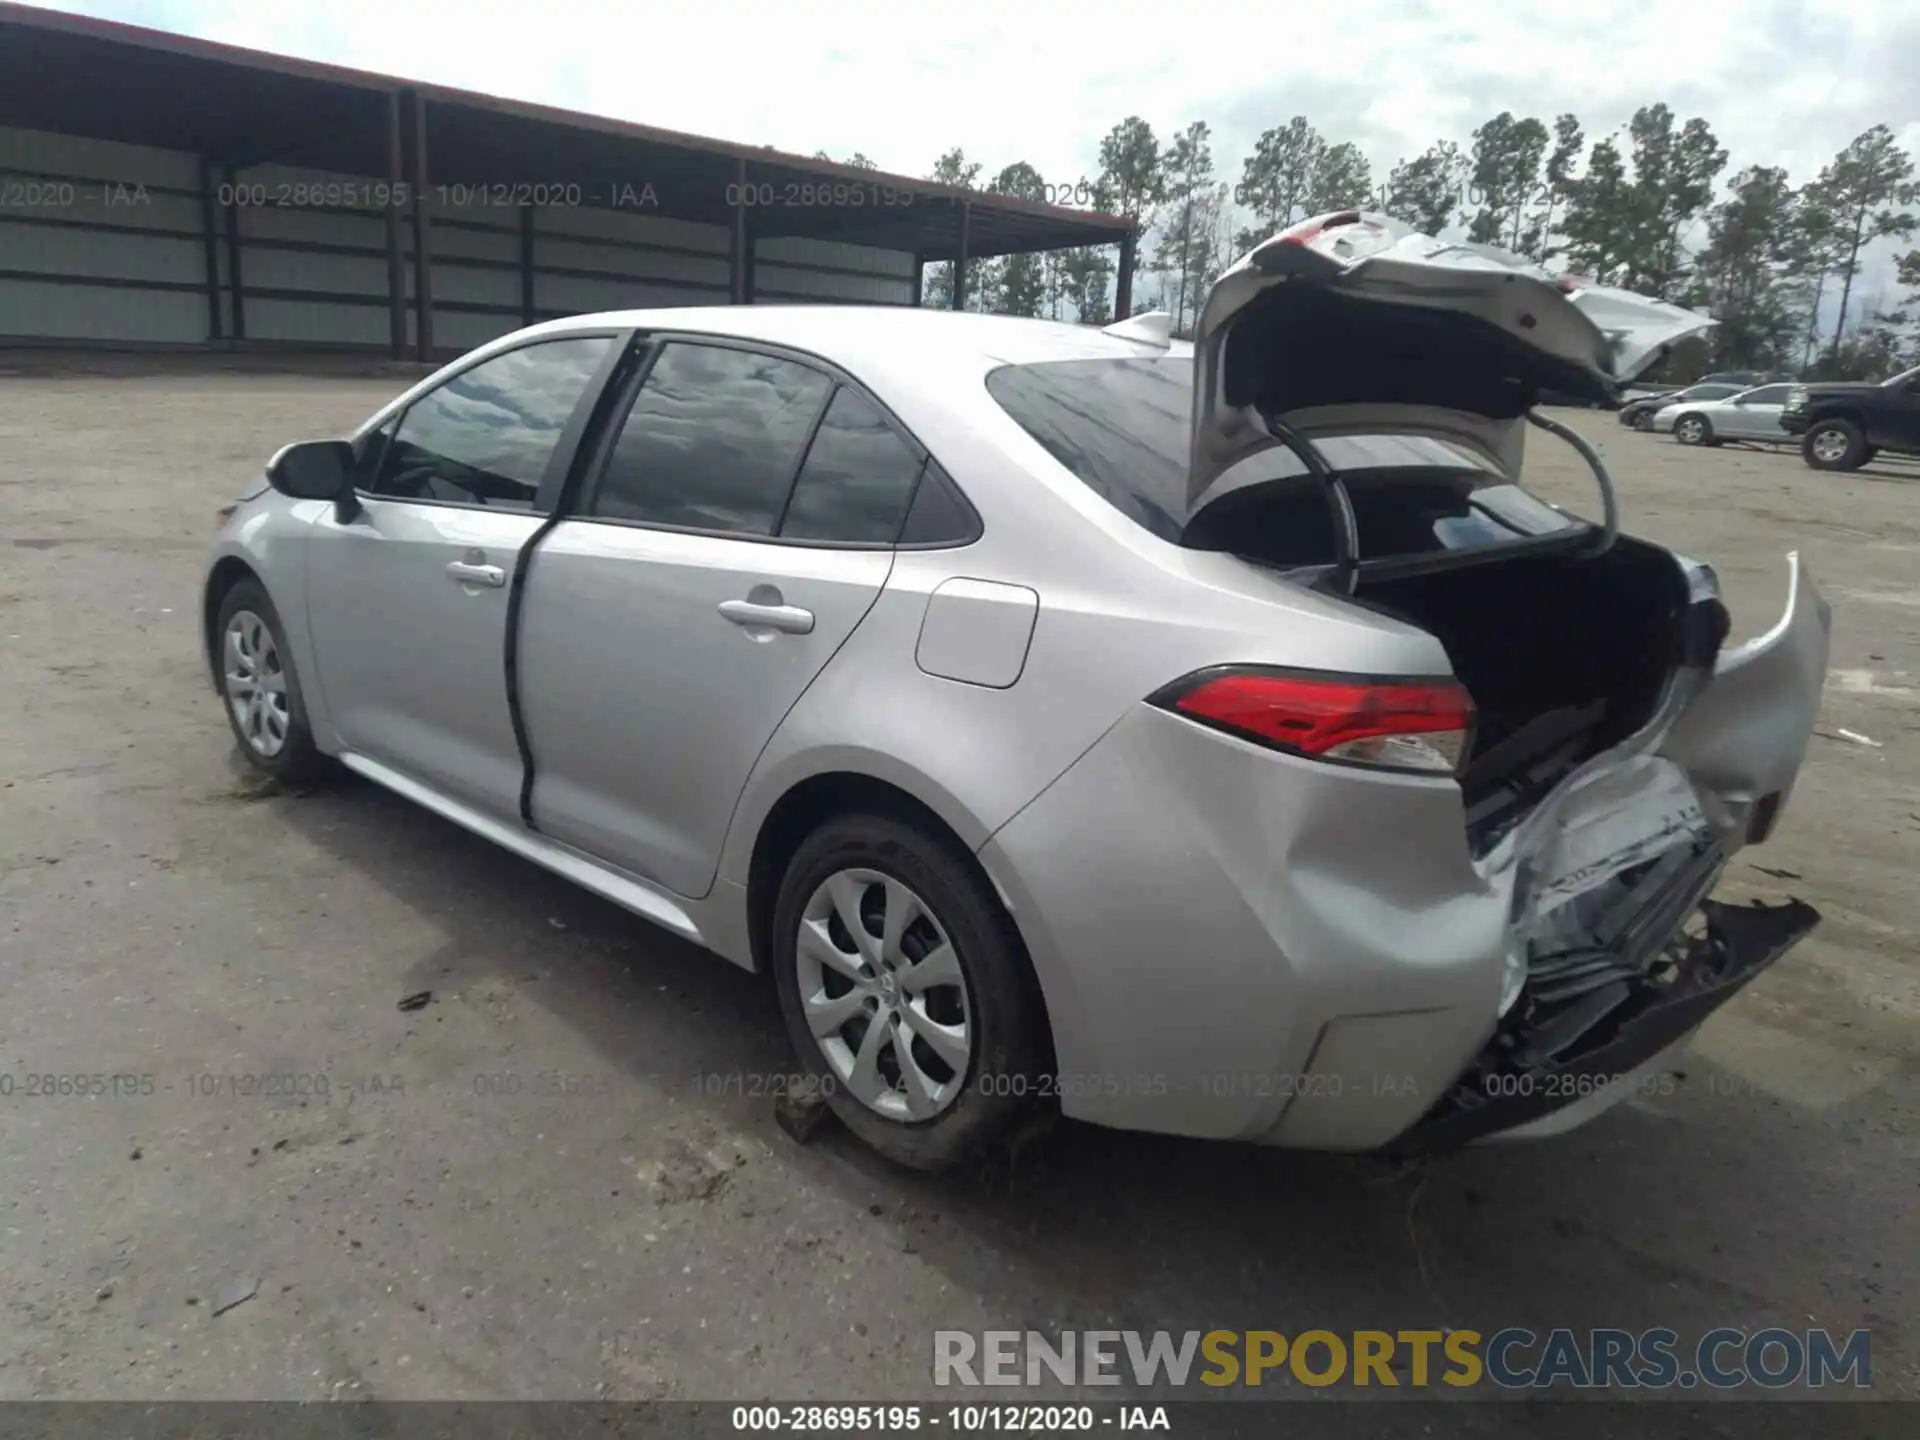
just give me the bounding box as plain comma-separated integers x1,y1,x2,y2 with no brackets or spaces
1525,408,1619,557
1257,408,1361,596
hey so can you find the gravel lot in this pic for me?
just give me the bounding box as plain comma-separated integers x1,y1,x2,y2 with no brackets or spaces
1,361,1915,1421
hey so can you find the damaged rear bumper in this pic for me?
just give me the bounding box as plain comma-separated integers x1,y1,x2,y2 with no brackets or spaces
978,554,1827,1149
1389,895,1819,1158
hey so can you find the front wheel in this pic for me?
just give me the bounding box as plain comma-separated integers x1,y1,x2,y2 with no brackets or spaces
1632,411,1655,432
1803,418,1866,471
214,579,327,783
769,812,1050,1171
1673,414,1713,446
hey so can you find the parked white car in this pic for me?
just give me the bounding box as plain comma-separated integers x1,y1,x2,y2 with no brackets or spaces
1652,383,1797,446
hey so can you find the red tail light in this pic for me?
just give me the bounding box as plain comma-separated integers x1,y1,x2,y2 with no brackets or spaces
1151,667,1475,775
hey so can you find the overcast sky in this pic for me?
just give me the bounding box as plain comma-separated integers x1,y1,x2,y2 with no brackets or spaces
32,0,1920,297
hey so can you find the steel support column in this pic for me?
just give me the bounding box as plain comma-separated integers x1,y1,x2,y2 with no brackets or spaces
1115,227,1137,321
729,159,749,305
911,253,923,307
221,164,245,341
951,202,970,311
520,204,536,326
385,90,407,358
198,156,223,343
409,91,434,362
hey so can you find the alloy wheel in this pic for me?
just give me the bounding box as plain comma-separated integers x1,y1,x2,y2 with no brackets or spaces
223,609,290,757
1810,427,1850,464
1676,417,1706,444
793,868,972,1121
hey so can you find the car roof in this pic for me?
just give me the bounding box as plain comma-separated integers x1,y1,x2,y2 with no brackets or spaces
359,305,1194,445
530,304,1190,372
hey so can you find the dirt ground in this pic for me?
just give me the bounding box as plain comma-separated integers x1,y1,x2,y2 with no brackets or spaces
0,361,1914,1423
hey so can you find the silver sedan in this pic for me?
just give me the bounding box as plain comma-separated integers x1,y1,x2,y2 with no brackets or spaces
1653,383,1798,445
203,215,1828,1170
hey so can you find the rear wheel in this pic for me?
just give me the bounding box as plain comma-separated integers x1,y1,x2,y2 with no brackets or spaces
1673,413,1713,446
214,580,326,783
769,811,1049,1171
1803,418,1866,471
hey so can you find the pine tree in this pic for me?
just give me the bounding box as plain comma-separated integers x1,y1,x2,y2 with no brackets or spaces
1465,112,1549,253
1234,117,1326,251
1384,140,1467,236
1802,126,1917,357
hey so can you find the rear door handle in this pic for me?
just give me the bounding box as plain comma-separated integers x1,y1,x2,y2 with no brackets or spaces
446,560,507,588
718,599,815,635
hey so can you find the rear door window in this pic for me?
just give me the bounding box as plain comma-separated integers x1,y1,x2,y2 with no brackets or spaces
779,387,925,544
590,343,832,535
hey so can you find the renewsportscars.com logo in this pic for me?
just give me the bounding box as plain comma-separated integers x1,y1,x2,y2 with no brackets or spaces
933,1327,1872,1391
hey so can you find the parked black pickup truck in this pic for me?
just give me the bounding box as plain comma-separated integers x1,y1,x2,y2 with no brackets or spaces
1781,365,1920,471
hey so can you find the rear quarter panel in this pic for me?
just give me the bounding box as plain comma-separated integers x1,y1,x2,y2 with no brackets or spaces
715,378,1456,901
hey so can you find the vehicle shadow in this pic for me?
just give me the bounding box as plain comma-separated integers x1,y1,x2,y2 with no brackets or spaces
273,770,1906,1416
1851,459,1920,483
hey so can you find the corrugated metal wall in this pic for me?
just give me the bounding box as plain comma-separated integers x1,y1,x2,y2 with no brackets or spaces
1,124,917,353
0,126,215,344
754,236,916,305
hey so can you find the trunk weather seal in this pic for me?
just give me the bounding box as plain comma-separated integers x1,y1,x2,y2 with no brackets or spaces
1243,405,1620,591
1244,407,1620,591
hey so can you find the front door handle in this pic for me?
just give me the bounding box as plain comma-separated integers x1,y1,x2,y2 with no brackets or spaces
718,599,815,635
446,560,507,588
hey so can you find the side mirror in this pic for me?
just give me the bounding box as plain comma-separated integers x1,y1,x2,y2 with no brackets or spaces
266,439,361,523
266,439,353,500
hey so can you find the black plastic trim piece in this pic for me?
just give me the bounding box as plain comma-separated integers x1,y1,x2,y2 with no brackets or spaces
767,382,841,538
895,456,984,548
1388,898,1820,1159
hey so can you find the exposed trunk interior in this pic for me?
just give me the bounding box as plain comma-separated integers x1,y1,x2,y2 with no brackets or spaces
1354,537,1693,847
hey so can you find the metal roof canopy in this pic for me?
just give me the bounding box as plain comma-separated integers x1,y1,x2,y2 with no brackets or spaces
0,1,1136,261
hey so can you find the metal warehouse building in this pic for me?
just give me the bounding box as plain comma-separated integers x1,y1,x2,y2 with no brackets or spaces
0,2,1138,360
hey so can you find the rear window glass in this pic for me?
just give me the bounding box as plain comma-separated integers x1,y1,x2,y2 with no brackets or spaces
985,356,1584,563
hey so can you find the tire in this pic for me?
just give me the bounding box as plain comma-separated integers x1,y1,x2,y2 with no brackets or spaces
213,579,328,783
1803,417,1866,471
1632,411,1655,432
769,811,1050,1172
1673,413,1713,446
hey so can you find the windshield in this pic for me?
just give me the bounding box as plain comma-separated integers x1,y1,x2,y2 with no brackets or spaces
986,356,1586,563
1883,365,1920,387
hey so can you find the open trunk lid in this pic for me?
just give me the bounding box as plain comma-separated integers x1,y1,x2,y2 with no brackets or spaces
1187,212,1717,509
1179,217,1828,1150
